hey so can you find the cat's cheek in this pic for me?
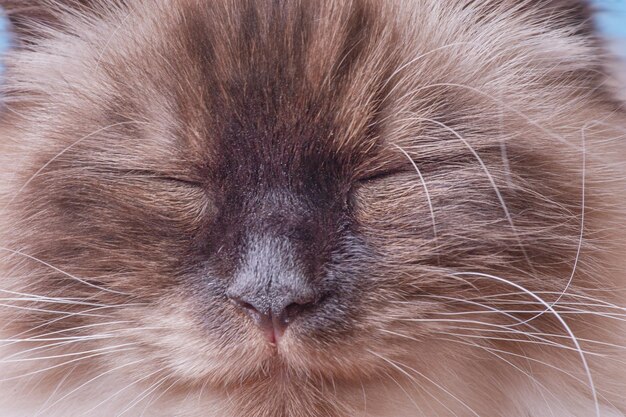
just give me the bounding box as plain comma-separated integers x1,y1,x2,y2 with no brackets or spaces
350,179,439,266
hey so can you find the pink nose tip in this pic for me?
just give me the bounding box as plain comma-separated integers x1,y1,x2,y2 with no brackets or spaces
230,297,313,344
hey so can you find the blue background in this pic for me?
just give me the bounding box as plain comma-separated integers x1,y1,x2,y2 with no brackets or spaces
0,10,7,54
596,0,626,39
0,1,625,61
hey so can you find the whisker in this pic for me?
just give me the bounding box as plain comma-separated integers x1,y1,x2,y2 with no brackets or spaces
368,349,481,417
435,331,603,356
36,364,79,413
408,83,579,151
0,322,136,359
380,41,476,101
394,145,439,254
409,117,536,274
474,292,626,311
0,304,141,348
116,376,169,417
93,8,135,72
441,325,626,351
0,334,114,344
0,297,111,307
0,347,138,383
81,368,163,416
429,307,626,321
398,294,544,331
449,338,562,417
34,358,146,416
452,271,600,417
0,247,130,296
4,121,147,209
0,302,111,317
518,119,588,325
0,288,110,306
0,342,139,364
139,376,182,417
381,322,600,356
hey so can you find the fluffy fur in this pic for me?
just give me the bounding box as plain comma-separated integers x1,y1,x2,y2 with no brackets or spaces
0,1,625,416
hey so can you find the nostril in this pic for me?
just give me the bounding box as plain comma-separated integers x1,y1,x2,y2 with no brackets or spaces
233,299,257,315
229,295,281,344
229,296,264,323
227,287,324,344
278,301,313,328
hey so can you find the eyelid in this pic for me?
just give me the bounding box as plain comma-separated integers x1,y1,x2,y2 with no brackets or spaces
154,176,206,188
108,169,205,187
357,169,407,183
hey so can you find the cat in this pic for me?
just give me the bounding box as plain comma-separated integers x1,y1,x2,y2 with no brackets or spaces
0,0,625,416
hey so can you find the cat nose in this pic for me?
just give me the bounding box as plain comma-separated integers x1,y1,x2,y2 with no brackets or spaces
227,235,323,344
227,287,318,344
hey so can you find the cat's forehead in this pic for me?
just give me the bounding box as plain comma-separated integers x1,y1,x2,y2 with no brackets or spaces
6,0,596,185
118,1,404,185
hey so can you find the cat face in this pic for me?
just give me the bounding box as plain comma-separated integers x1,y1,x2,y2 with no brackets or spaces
1,0,624,415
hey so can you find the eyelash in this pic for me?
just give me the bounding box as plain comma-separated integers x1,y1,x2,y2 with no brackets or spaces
154,176,205,188
104,169,206,188
344,169,406,207
356,169,406,184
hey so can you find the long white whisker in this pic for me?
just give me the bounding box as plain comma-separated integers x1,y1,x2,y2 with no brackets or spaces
517,119,588,325
474,292,626,311
35,358,145,416
4,121,146,209
0,304,138,349
429,307,626,321
0,247,130,295
452,271,600,417
116,376,169,417
439,336,585,383
0,335,113,344
1,323,133,360
0,347,137,383
0,302,111,317
450,337,561,417
382,322,600,356
407,83,576,151
0,342,139,364
0,288,109,306
36,364,79,413
94,9,134,72
442,325,626,351
368,349,481,417
139,377,182,417
394,145,439,257
402,294,544,331
0,297,110,307
435,331,602,356
81,368,163,416
406,117,535,273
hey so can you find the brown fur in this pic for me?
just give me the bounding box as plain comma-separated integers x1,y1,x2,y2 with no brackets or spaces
0,1,625,416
